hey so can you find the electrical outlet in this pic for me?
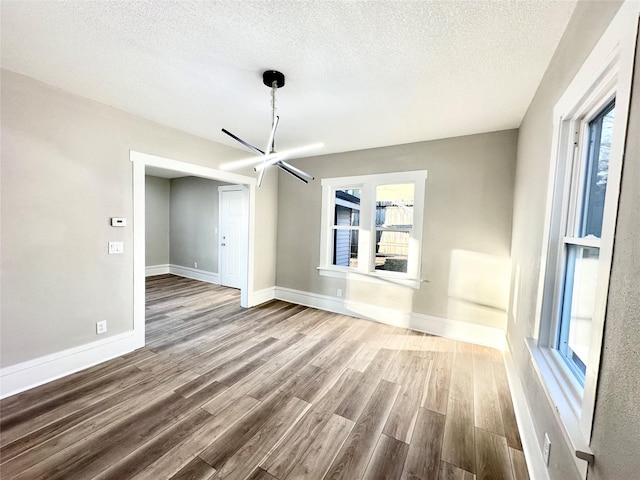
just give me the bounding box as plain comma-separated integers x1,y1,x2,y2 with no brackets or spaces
337,288,343,298
96,321,107,335
194,262,198,268
543,433,551,466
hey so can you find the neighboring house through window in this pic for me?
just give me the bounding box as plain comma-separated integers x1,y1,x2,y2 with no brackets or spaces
332,189,361,267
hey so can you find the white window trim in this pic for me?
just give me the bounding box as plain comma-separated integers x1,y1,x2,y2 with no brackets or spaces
531,2,639,475
318,170,427,289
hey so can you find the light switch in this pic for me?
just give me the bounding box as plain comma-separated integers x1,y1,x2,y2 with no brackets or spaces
108,241,124,254
111,217,127,227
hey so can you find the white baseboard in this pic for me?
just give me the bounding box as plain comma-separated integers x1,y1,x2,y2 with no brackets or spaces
145,264,170,276
250,287,276,307
273,286,505,349
0,332,144,399
1,262,215,400
503,341,550,480
168,264,220,284
145,264,221,285
2,282,502,399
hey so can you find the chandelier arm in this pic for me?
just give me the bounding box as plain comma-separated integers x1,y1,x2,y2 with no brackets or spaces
276,162,309,184
221,128,264,156
278,160,314,180
257,168,266,187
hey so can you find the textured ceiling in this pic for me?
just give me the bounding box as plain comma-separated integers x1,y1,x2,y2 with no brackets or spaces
1,1,577,157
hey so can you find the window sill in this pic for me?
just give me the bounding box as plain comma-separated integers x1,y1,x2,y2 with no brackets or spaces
317,266,422,289
525,338,594,471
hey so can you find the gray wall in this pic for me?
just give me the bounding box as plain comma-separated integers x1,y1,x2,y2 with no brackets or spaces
0,69,277,368
588,30,640,480
276,129,517,329
169,176,227,273
145,176,170,266
506,1,625,479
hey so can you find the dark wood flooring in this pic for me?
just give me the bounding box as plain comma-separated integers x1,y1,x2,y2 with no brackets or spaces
0,274,529,480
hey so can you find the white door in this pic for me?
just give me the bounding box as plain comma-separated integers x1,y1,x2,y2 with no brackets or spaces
219,188,245,289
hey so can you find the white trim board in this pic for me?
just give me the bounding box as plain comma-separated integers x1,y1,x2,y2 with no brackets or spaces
274,286,505,349
145,264,170,276
167,265,220,285
0,332,143,399
146,264,221,284
503,341,552,480
251,287,276,306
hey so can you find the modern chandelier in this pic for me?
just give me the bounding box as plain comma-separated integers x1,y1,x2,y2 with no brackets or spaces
219,70,322,186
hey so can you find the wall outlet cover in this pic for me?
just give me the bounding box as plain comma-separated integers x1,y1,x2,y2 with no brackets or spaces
543,433,551,466
96,321,107,335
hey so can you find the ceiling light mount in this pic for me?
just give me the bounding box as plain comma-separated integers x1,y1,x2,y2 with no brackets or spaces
263,70,285,88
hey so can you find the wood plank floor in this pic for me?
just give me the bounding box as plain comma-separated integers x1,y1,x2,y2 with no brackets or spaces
0,275,529,480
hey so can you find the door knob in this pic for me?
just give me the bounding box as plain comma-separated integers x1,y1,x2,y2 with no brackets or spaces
221,243,226,246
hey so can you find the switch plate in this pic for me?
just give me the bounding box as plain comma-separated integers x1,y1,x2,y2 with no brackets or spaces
111,217,126,227
108,242,124,254
96,321,107,335
543,433,551,466
337,288,343,298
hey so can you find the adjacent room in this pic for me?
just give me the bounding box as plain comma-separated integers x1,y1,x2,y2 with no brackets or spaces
1,2,639,480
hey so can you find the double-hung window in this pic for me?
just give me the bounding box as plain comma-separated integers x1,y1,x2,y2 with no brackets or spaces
319,171,427,288
534,81,621,473
557,101,615,385
531,5,638,472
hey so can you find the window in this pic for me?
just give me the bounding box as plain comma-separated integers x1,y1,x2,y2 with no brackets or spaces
540,90,619,403
529,6,638,469
319,171,427,288
557,101,615,385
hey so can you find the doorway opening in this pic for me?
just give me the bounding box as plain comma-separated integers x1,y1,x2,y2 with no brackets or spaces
131,151,256,349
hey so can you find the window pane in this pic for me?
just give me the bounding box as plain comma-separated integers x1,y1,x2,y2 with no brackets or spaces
334,189,360,227
375,229,409,273
581,102,615,238
332,228,358,267
558,245,599,382
375,184,414,228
